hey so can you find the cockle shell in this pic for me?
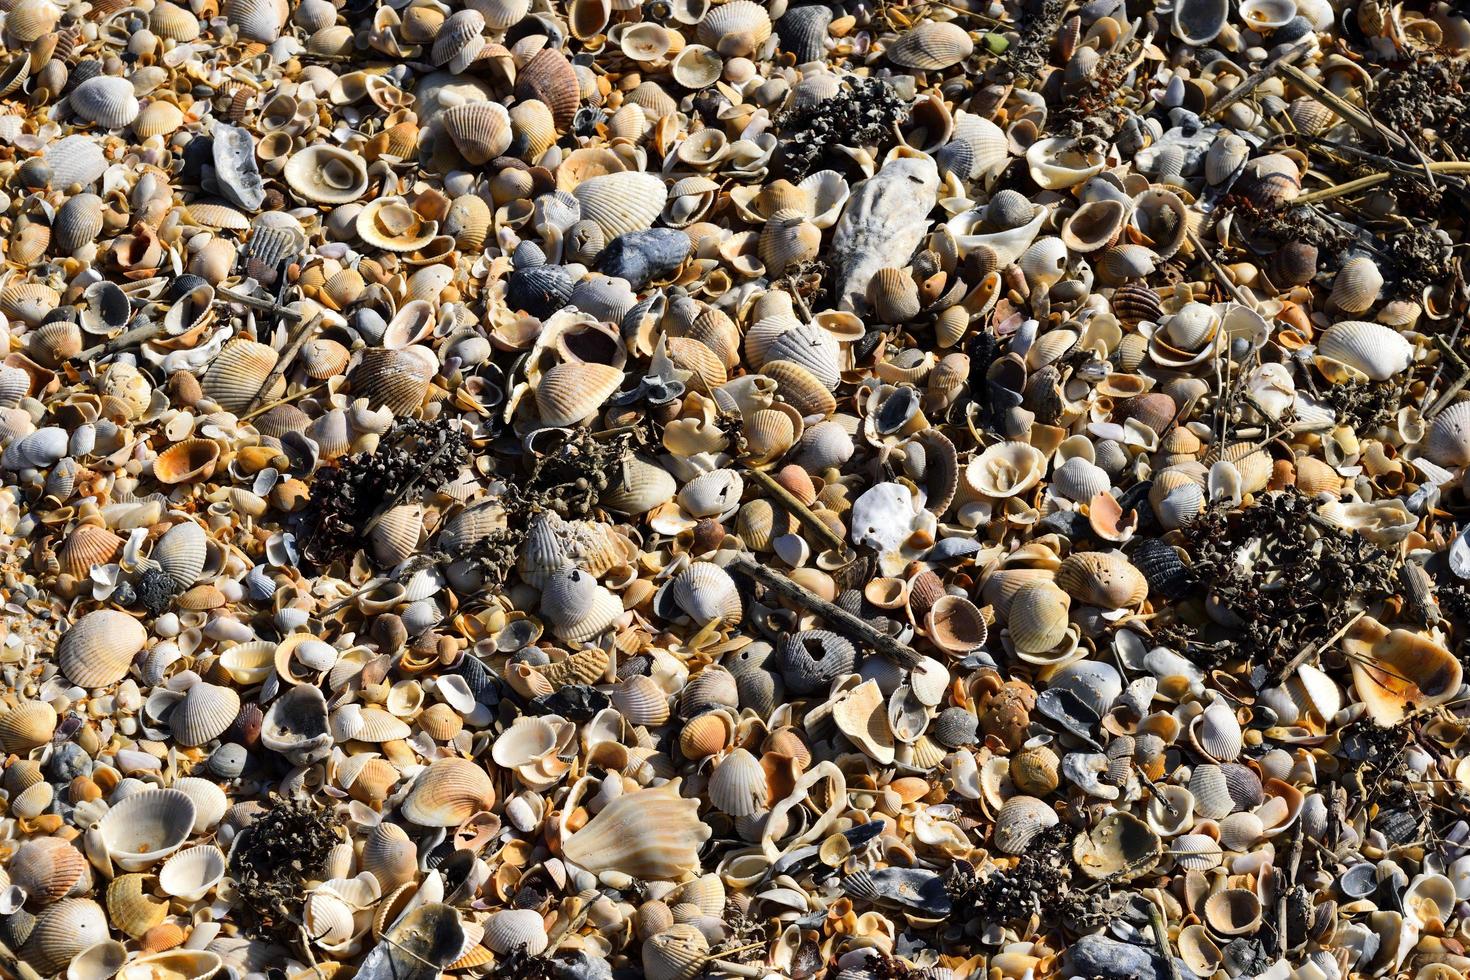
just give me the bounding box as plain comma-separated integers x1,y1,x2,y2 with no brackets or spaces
106,874,167,938
707,748,766,816
202,340,279,413
225,0,287,41
887,21,973,69
70,75,140,129
992,795,1059,854
401,757,496,826
484,909,548,956
22,899,110,976
534,361,623,427
1055,551,1148,609
8,837,90,905
441,101,512,165
0,701,58,753
59,609,147,688
696,0,771,56
670,561,742,627
562,781,710,879
168,682,240,747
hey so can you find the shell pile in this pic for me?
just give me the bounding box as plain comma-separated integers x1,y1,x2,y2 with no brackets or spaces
5,0,1470,978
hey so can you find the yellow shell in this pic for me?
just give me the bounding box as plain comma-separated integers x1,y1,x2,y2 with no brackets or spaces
400,756,496,826
58,609,147,688
106,874,168,939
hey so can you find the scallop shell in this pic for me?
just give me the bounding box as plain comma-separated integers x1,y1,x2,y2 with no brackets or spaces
887,20,973,69
361,823,418,890
70,75,140,129
106,874,167,938
514,48,580,129
0,701,57,754
562,780,710,879
166,682,240,747
201,339,279,413
1055,551,1148,609
441,101,512,166
9,837,90,905
642,924,709,980
371,503,425,568
574,171,668,241
992,795,1060,854
1189,697,1244,762
696,0,771,56
98,788,195,870
348,347,435,415
22,899,110,976
670,561,742,627
59,609,146,688
1316,320,1413,382
484,909,548,956
707,747,766,816
534,361,623,427
401,757,496,826
225,0,286,41
153,520,207,590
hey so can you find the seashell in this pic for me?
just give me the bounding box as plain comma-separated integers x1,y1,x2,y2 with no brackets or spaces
562,781,711,879
361,823,417,890
59,609,146,688
9,837,90,905
134,101,185,139
1344,617,1462,725
285,146,369,204
1050,456,1111,504
1317,320,1414,381
98,789,196,870
708,748,766,816
357,197,438,253
484,909,548,956
401,757,496,826
1189,697,1244,762
1204,889,1263,936
150,2,201,39
173,777,228,833
441,102,512,166
832,156,941,311
22,899,110,976
1062,200,1126,253
832,679,895,763
1006,581,1071,655
106,874,167,938
70,75,140,129
0,701,57,754
535,361,623,427
1073,811,1161,882
348,347,435,415
612,674,671,726
574,172,668,241
0,283,60,326
54,194,105,254
168,682,240,747
670,561,742,627
1330,256,1383,314
514,48,580,130
887,21,973,69
642,924,709,980
776,629,855,694
1055,551,1148,609
202,340,279,413
993,795,1059,854
261,684,333,765
153,438,221,485
1174,0,1229,44
696,0,772,56
225,0,286,41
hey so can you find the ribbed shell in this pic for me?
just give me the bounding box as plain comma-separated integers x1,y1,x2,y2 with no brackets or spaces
169,682,240,746
441,101,512,166
70,75,140,128
361,822,417,890
225,0,285,41
1055,551,1148,608
514,48,580,129
400,757,495,826
992,795,1060,854
53,193,104,253
107,873,168,938
887,20,973,69
348,347,434,415
763,321,841,390
9,837,89,904
22,899,109,975
670,561,742,626
1329,256,1383,314
1317,320,1413,381
1006,581,1071,653
57,524,124,580
696,0,772,56
1427,400,1470,466
707,747,766,815
534,361,623,427
202,339,279,413
484,909,548,956
58,609,146,687
574,171,668,240
153,520,207,589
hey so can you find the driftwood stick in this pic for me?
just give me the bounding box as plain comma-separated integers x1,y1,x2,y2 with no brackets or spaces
246,312,324,413
1426,333,1470,420
218,284,305,320
1278,62,1406,150
1267,608,1366,687
741,464,847,555
1205,40,1313,121
1148,901,1182,980
239,381,331,421
74,319,170,362
727,555,922,668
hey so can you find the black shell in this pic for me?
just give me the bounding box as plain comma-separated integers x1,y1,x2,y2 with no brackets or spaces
775,629,855,694
1130,537,1192,600
505,264,576,318
1111,280,1163,328
775,4,832,64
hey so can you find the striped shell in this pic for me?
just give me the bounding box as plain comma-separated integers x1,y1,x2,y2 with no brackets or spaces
887,21,973,69
992,795,1060,854
534,361,623,427
562,781,710,879
22,899,109,975
441,101,512,165
400,757,496,826
1316,320,1413,381
70,75,140,129
670,561,742,626
514,48,580,129
58,609,146,688
574,171,668,240
202,339,279,413
696,0,772,56
168,682,240,747
1055,551,1148,609
8,837,90,904
348,347,435,414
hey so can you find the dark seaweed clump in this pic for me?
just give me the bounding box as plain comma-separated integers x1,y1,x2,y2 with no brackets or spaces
1179,490,1399,677
1370,56,1470,161
991,0,1068,85
944,823,1080,928
228,797,342,945
1316,377,1407,433
774,78,908,180
299,416,470,567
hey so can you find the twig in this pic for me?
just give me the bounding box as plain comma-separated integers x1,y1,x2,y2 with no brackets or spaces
1205,40,1314,121
728,555,922,668
1266,608,1366,687
1148,900,1182,980
740,463,847,555
1293,161,1470,206
1426,333,1470,420
246,312,324,413
1186,230,1255,310
1278,820,1302,957
1278,62,1406,150
74,319,169,362
239,381,332,422
218,284,305,321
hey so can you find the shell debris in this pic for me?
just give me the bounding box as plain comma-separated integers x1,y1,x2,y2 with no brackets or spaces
1,0,1470,978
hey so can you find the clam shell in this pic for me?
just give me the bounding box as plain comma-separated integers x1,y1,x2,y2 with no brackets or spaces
225,0,286,41
1204,889,1263,936
642,924,709,980
153,438,221,485
670,561,742,627
992,795,1059,854
1006,581,1071,654
285,146,369,204
348,347,435,414
98,789,195,870
1055,551,1148,609
562,781,710,879
153,520,207,589
441,101,512,166
9,837,90,905
696,0,771,56
105,874,167,938
202,339,279,413
1427,400,1470,466
534,361,623,427
361,823,418,890
356,197,438,252
69,75,140,129
707,747,766,816
167,682,240,747
574,171,668,240
22,899,110,976
401,757,496,826
514,48,580,129
0,701,58,754
53,193,105,253
484,909,548,956
887,20,973,69
59,609,146,688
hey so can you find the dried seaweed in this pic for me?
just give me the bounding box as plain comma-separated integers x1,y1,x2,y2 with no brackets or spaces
299,416,470,568
1317,377,1407,433
228,796,342,945
990,0,1067,85
1179,490,1400,675
1370,56,1470,161
773,77,908,180
944,823,1081,927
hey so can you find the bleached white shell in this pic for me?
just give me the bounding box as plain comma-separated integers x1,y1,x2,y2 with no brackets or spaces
1316,320,1414,381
